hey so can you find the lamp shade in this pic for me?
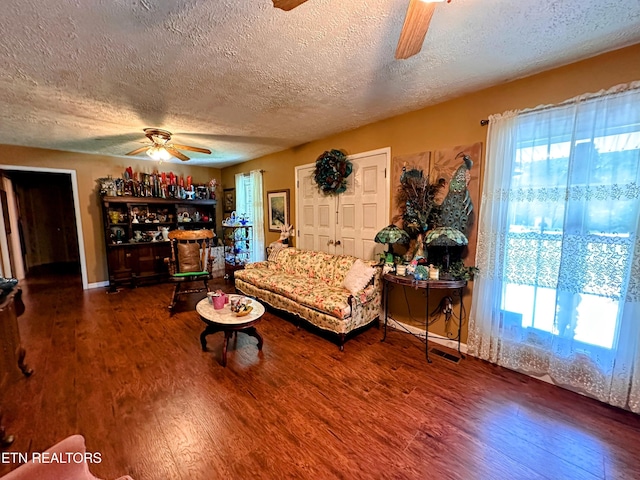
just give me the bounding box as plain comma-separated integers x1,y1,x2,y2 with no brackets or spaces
424,226,468,247
374,225,410,245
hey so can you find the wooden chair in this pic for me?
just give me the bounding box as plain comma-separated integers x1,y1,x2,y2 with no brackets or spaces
166,229,216,314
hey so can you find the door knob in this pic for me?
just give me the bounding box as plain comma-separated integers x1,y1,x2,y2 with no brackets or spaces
327,240,334,246
335,240,341,246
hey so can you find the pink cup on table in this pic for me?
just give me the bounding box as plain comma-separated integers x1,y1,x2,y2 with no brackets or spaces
214,290,228,304
212,294,225,310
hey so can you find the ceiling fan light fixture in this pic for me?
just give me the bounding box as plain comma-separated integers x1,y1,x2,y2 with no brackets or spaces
146,146,159,160
158,147,172,161
146,146,171,161
127,128,209,162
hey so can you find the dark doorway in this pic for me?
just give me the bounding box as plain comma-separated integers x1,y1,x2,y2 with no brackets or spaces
6,171,81,281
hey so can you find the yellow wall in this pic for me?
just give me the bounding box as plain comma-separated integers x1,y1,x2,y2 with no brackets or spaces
222,43,640,342
0,145,221,285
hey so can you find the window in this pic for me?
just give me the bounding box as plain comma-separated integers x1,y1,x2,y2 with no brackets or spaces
469,83,640,410
235,171,265,262
501,107,640,350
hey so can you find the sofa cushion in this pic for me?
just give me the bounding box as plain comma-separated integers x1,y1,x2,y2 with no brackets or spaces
237,269,308,300
290,250,338,284
235,267,352,319
332,254,359,285
267,243,288,261
294,283,351,319
272,247,299,274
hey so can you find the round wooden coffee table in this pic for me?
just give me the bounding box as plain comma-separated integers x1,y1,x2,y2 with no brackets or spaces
196,295,265,367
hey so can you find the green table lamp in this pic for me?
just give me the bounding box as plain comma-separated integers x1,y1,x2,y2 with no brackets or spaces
374,224,410,263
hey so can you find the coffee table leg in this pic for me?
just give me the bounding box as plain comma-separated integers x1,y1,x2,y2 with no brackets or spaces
222,331,234,367
200,324,220,351
244,326,263,351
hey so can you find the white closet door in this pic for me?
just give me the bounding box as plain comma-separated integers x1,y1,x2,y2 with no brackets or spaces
296,164,335,253
295,148,389,260
337,150,388,260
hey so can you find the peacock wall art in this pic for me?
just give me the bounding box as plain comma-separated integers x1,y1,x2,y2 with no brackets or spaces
396,151,477,279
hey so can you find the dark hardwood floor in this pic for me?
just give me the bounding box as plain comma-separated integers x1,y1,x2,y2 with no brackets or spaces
2,273,640,479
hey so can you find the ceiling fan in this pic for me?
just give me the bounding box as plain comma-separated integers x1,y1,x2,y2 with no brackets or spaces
272,0,450,60
125,128,212,161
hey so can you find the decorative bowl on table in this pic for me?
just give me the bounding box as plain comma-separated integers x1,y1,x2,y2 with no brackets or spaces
230,296,251,314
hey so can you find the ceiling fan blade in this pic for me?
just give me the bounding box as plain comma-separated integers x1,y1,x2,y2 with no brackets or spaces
126,146,150,156
272,0,309,11
395,0,437,60
165,146,191,161
171,143,212,154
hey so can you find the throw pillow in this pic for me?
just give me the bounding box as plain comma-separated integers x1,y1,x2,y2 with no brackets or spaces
177,242,202,273
267,242,288,262
342,259,376,295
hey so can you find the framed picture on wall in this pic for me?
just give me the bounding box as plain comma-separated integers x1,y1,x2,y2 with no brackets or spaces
267,189,290,232
223,188,235,213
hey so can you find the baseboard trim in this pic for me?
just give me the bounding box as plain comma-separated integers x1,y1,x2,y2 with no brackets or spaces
88,281,109,289
387,316,468,354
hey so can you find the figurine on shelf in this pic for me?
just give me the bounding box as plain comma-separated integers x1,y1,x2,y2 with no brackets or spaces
110,227,125,244
269,224,293,247
197,186,209,200
209,178,218,199
414,265,429,280
222,211,237,227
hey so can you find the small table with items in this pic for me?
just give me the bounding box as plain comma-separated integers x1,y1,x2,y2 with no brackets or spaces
196,295,265,367
381,273,466,363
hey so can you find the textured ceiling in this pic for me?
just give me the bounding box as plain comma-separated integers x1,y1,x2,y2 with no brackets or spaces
1,0,639,167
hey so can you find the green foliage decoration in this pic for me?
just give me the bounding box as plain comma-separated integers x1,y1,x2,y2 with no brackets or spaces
314,149,353,195
448,260,479,281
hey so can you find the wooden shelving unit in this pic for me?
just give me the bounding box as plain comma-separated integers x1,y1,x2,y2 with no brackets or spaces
101,196,217,291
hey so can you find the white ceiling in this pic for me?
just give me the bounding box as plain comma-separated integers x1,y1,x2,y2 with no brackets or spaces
1,0,639,167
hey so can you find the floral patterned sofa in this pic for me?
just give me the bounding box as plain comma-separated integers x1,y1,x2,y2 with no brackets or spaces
234,248,382,349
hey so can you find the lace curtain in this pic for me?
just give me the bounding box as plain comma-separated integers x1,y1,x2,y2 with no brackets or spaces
469,82,640,411
235,170,265,262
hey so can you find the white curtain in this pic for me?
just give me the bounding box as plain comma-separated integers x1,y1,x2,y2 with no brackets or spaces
469,82,640,411
235,170,265,263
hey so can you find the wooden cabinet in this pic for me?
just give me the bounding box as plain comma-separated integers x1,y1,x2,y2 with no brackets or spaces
102,196,217,291
223,225,252,281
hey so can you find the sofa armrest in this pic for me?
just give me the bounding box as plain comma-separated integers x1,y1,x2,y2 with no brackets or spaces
245,261,270,270
348,265,383,308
